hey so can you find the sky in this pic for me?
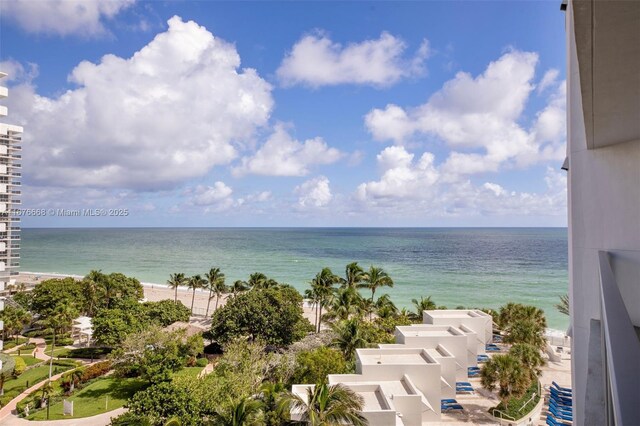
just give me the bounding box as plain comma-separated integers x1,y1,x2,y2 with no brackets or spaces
0,0,568,227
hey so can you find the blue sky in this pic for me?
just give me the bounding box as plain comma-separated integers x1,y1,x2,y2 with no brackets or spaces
0,0,568,227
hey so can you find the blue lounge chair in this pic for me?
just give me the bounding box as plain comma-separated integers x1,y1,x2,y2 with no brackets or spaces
550,396,573,406
550,388,572,398
442,404,464,411
441,399,458,404
549,402,572,414
549,408,573,421
486,347,501,352
456,382,472,387
552,381,572,393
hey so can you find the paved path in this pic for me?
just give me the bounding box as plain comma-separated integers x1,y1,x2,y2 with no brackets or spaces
30,338,50,362
0,407,126,426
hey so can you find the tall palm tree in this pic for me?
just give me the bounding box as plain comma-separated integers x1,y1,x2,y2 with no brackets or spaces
308,267,341,332
361,266,393,302
331,319,369,361
247,272,268,290
556,294,569,316
167,273,186,304
258,382,288,426
205,268,226,317
503,319,546,350
509,343,546,381
480,354,530,410
410,296,436,321
342,262,365,289
187,275,207,315
283,383,367,426
208,397,263,426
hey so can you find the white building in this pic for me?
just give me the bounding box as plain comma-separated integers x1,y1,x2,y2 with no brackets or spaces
0,72,23,362
565,0,640,424
422,309,493,355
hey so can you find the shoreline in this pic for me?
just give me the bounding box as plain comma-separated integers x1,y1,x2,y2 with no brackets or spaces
16,271,569,336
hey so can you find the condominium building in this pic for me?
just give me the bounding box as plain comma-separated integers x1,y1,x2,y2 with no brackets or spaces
565,0,640,424
0,72,23,357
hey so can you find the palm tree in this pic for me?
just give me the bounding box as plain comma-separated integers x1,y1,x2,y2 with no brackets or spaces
167,273,186,304
187,275,207,315
283,383,367,426
205,268,226,317
556,294,569,316
258,382,288,426
410,296,436,321
359,298,375,322
480,354,530,411
40,380,54,418
308,268,341,332
361,266,393,303
208,397,263,426
331,319,369,361
509,343,546,381
247,272,268,289
342,262,365,289
374,294,398,319
231,280,249,296
504,319,546,350
42,302,77,383
325,288,363,323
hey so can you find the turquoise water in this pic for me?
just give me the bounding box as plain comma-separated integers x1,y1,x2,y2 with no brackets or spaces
20,227,569,330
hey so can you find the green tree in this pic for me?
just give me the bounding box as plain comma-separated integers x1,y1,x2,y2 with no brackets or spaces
307,268,341,333
205,267,226,317
509,343,546,382
209,397,263,426
283,383,367,426
325,287,363,323
31,277,84,317
258,382,288,426
209,287,311,347
187,275,207,315
230,280,249,296
331,319,369,361
409,296,436,321
480,354,530,410
143,300,191,327
374,294,398,319
166,273,186,304
126,381,202,426
92,300,146,346
504,319,546,350
341,262,365,289
85,271,144,310
292,347,348,385
361,266,393,306
0,305,31,342
556,294,569,316
41,301,78,381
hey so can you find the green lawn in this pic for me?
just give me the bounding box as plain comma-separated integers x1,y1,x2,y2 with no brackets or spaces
0,362,77,406
171,366,204,380
11,355,42,367
2,337,29,350
28,377,147,420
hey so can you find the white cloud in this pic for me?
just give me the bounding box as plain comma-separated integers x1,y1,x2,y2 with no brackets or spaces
0,59,38,83
233,124,342,177
277,31,430,87
0,0,135,36
537,69,559,93
190,181,233,206
356,146,439,201
9,16,273,191
295,176,333,208
365,50,566,178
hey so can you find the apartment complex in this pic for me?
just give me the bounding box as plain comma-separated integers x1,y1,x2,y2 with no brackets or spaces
0,72,23,356
565,0,640,424
291,309,493,425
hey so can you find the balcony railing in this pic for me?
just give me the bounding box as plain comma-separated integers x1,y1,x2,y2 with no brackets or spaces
598,251,640,425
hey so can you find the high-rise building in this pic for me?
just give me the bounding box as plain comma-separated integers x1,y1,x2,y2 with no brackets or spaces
0,72,23,356
565,0,640,424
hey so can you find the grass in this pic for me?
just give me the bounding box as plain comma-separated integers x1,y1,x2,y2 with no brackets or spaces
10,354,42,367
0,361,77,406
492,381,540,420
27,377,147,420
172,366,204,380
2,337,29,350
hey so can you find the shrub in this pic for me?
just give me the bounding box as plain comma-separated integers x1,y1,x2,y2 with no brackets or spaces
12,357,27,377
292,347,347,385
59,347,112,359
56,337,75,346
81,360,112,382
195,358,208,367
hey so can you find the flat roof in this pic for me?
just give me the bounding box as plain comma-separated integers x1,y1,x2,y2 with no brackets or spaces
396,325,463,337
358,349,434,365
425,309,490,318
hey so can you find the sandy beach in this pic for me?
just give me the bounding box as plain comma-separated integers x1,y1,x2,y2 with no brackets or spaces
16,272,319,324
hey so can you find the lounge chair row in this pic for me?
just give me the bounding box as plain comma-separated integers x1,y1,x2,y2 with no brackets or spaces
546,382,573,425
441,399,464,412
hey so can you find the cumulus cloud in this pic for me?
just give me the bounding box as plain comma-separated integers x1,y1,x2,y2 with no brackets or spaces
233,124,343,177
365,50,566,178
8,16,273,191
0,59,38,83
277,31,430,87
189,181,234,207
356,146,439,201
0,0,135,36
295,176,333,208
537,68,559,93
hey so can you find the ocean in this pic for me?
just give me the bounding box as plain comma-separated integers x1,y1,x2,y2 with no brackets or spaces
19,227,569,330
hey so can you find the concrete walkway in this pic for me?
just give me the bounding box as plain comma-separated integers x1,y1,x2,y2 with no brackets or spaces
0,407,126,426
30,338,50,362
